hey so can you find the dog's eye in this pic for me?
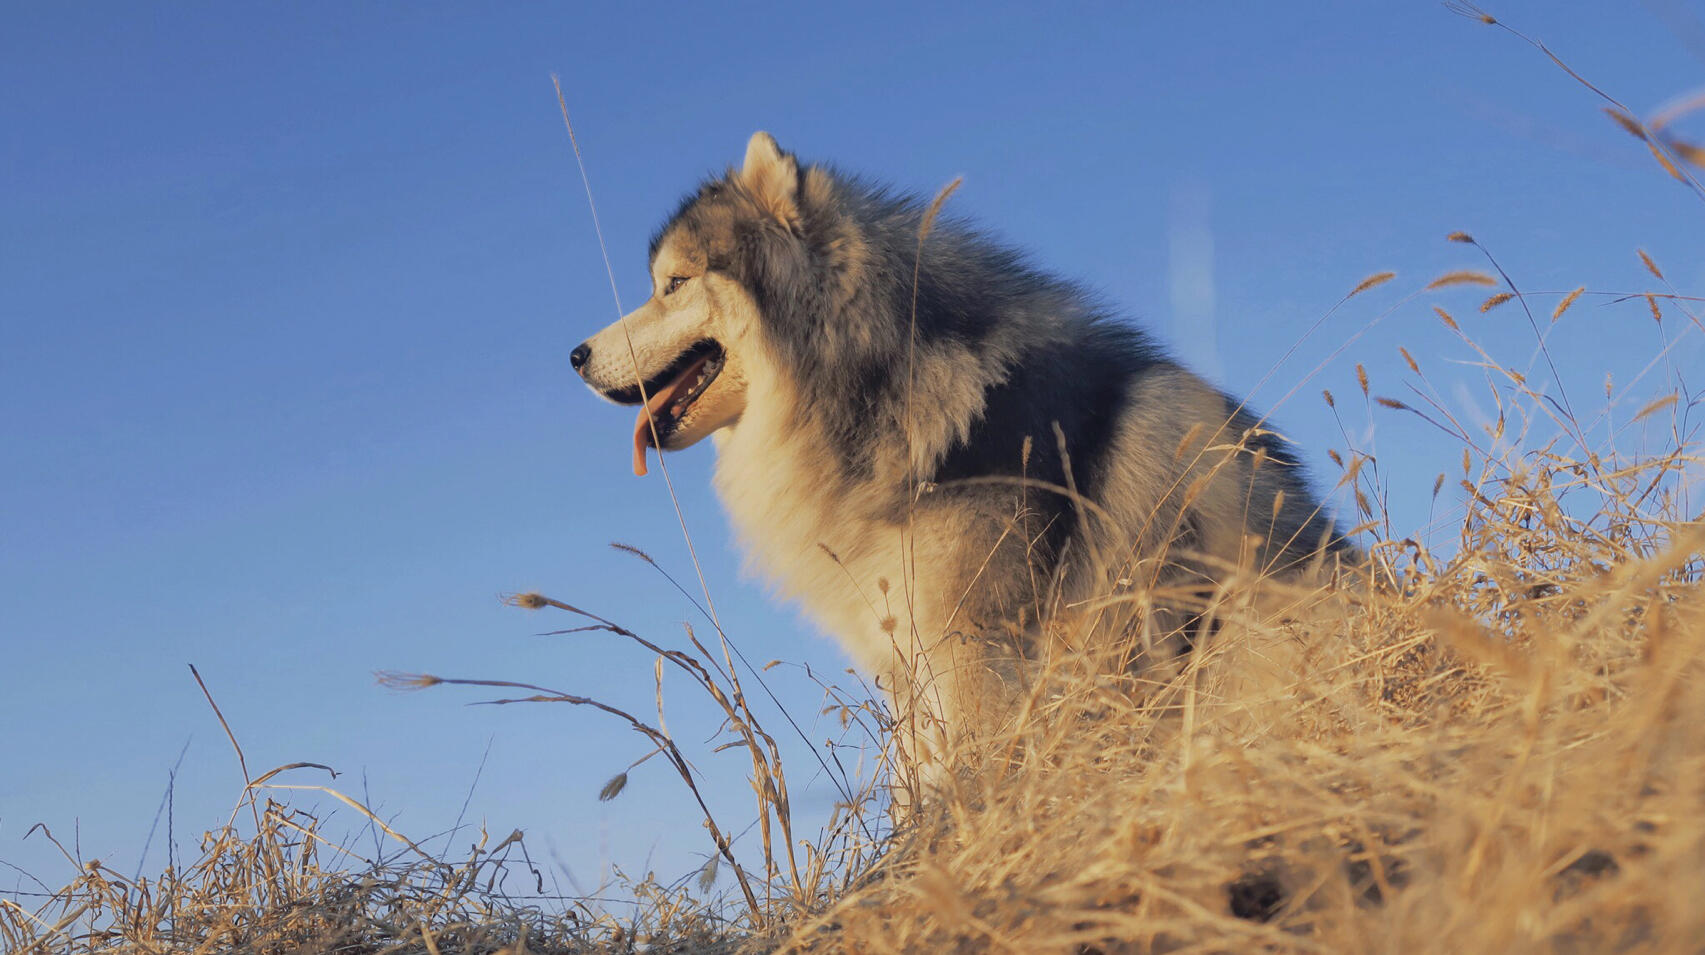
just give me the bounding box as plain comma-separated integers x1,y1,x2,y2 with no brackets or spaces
664,276,690,296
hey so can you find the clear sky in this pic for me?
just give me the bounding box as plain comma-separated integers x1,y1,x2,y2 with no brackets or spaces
4,1,1701,905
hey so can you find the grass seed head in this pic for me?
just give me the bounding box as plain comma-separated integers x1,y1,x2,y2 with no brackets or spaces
1426,270,1499,289
1348,271,1397,298
599,772,629,802
1671,138,1705,168
1480,292,1514,312
1637,249,1664,280
375,671,442,690
917,177,963,244
1603,107,1648,141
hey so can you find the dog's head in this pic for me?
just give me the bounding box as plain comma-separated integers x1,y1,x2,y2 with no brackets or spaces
573,132,814,476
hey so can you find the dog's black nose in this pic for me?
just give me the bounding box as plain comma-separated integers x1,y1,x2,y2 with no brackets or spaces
569,343,591,371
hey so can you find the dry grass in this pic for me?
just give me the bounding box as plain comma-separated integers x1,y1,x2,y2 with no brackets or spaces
10,281,1698,954
9,10,1705,954
780,441,1704,953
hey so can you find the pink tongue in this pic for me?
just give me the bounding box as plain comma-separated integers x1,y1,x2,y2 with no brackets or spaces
630,353,711,477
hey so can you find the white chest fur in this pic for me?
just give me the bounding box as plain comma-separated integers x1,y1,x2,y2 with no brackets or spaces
710,402,911,675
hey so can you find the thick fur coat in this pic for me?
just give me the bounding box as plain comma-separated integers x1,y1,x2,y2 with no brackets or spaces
573,133,1351,771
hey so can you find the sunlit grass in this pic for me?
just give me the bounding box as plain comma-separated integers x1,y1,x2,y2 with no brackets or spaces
7,9,1705,953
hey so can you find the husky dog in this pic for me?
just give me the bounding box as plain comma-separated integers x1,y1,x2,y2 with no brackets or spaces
572,133,1351,773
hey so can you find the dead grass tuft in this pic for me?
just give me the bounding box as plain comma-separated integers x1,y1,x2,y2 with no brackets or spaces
10,10,1704,954
15,251,1699,955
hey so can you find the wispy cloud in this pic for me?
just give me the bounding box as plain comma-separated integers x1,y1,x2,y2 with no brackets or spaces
1167,181,1222,383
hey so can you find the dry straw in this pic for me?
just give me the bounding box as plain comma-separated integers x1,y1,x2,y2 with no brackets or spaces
16,275,1675,951
10,11,1705,954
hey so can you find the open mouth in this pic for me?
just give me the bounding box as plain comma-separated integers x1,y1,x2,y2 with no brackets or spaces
605,339,721,407
628,339,726,475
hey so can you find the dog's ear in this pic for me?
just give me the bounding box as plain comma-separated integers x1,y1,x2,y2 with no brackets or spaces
739,131,799,225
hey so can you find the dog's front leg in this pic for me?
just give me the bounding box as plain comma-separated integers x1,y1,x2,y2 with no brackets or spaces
882,492,1039,802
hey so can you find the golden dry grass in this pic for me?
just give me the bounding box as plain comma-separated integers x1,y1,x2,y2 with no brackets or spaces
780,456,1704,953
9,298,1699,953
9,10,1705,954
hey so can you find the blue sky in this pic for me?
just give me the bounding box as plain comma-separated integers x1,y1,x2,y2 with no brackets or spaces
4,2,1701,903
